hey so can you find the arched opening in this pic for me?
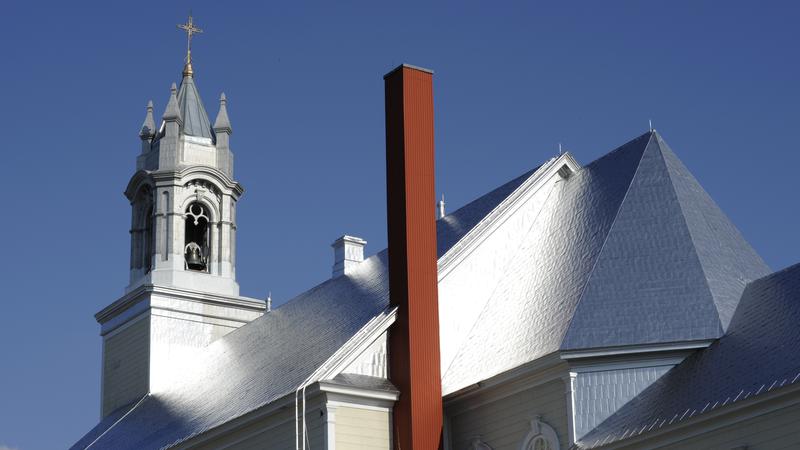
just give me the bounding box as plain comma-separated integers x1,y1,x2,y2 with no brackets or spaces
130,185,154,275
143,206,153,273
519,416,560,450
184,202,210,272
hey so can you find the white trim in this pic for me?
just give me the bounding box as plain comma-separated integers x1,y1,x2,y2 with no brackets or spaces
101,309,150,339
563,373,578,446
324,404,336,450
319,309,397,380
559,340,714,360
96,283,264,325
318,383,399,403
326,399,394,413
437,153,581,281
568,356,686,374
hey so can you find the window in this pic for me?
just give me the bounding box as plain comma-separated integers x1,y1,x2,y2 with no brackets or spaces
184,202,210,271
519,416,559,450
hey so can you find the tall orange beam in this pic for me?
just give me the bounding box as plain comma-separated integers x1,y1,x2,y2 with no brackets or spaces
384,64,443,450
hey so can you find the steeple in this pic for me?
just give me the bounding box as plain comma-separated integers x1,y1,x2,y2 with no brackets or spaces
96,14,263,420
127,14,240,293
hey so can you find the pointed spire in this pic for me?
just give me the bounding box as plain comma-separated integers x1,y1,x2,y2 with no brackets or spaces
139,100,156,140
163,83,182,124
213,92,232,134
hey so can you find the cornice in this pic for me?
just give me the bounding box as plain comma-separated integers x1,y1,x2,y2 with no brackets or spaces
95,283,265,324
559,339,715,361
124,170,154,200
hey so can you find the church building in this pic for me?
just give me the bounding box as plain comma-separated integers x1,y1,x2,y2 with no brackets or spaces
73,17,800,450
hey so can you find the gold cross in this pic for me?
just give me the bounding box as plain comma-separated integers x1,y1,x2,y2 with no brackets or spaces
177,14,203,66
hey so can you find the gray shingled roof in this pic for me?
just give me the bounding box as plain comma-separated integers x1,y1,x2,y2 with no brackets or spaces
440,131,769,394
579,262,800,448
72,161,532,450
176,75,212,139
561,133,770,349
74,131,771,448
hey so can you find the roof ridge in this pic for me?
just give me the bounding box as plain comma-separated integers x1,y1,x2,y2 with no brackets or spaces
560,132,654,348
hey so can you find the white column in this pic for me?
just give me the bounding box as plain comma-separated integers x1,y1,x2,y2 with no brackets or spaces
563,372,578,446
219,195,233,278
324,403,337,450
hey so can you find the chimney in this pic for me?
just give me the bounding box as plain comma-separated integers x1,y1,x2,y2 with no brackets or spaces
384,64,443,449
331,235,367,278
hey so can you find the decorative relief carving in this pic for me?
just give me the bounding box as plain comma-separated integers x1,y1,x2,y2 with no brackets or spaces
184,179,221,203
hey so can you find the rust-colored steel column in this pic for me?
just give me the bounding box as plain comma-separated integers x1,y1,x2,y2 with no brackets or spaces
384,64,443,450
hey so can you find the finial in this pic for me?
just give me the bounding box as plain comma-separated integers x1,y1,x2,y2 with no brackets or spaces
558,142,563,155
163,83,182,122
437,194,446,219
649,119,654,132
266,292,272,312
178,13,203,77
213,92,232,133
139,100,156,139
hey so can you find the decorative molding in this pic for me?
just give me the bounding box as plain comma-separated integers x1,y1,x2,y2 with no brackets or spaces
520,416,560,450
95,284,265,325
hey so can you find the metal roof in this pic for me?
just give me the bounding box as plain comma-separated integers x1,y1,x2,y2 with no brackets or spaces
440,132,769,395
72,157,530,450
579,262,800,448
74,131,772,448
176,75,212,139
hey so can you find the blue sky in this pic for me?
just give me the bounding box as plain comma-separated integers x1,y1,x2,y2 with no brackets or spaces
0,1,798,448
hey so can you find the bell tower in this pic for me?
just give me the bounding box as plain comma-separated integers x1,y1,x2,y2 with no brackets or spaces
95,15,265,418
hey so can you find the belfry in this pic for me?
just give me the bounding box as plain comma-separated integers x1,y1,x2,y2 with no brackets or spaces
97,15,264,417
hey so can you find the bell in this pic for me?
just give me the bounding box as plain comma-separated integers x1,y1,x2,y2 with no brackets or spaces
185,243,205,270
